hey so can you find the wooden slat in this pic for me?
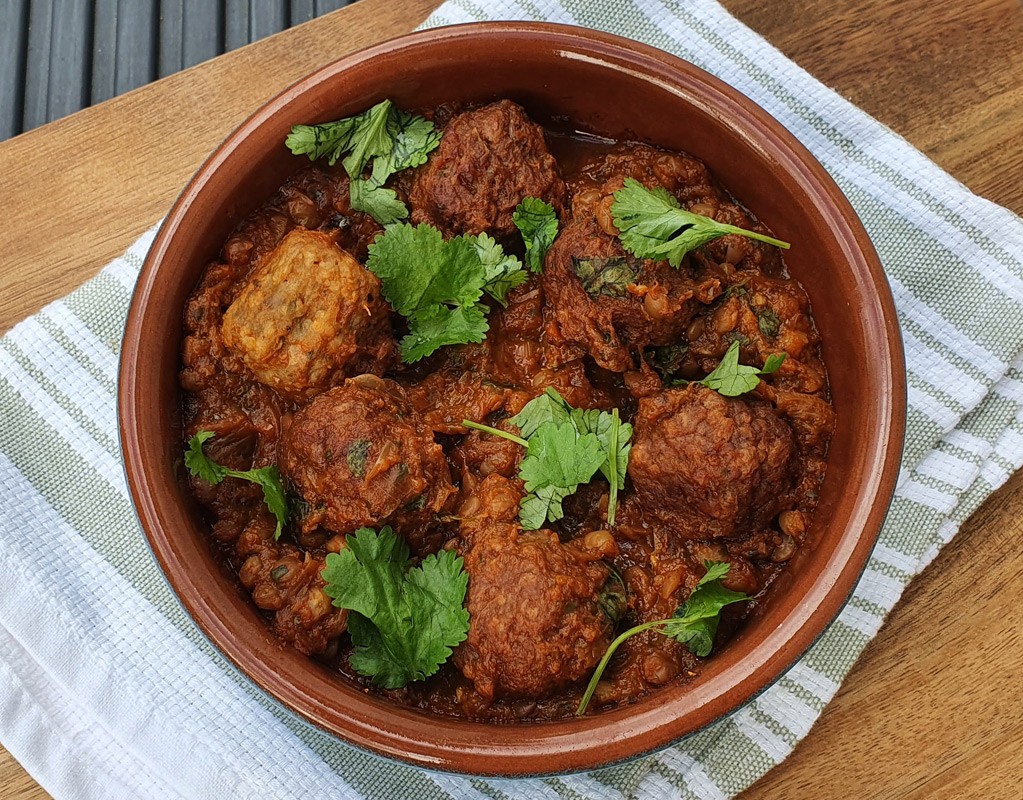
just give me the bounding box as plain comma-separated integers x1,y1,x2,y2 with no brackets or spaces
91,0,160,104
158,0,225,77
0,0,29,139
250,0,289,41
290,0,317,24
315,0,347,13
225,0,289,51
20,0,55,131
22,0,93,130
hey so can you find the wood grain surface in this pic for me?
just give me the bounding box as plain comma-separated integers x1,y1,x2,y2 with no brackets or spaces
0,0,1020,797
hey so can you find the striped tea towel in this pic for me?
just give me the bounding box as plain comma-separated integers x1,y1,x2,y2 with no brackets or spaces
2,0,1023,798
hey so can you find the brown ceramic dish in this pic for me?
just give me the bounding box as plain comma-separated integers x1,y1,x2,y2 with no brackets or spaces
119,22,906,776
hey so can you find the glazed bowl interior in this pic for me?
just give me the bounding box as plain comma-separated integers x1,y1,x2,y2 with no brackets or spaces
119,22,905,776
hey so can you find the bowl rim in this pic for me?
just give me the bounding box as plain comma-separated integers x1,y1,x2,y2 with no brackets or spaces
119,20,907,777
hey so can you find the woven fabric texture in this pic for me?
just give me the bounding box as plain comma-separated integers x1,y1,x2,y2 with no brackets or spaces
1,1,1022,798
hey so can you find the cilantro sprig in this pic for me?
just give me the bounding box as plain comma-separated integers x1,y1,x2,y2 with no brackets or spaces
285,99,442,225
463,388,633,529
576,561,748,715
512,197,559,272
366,223,526,363
321,526,470,689
699,340,785,397
184,431,287,540
610,178,790,267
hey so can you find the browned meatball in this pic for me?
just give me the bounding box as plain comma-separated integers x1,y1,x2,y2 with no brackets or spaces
235,514,347,656
278,376,455,550
629,384,795,538
542,216,721,372
222,229,394,403
688,275,826,395
572,143,782,273
453,476,619,702
409,100,567,240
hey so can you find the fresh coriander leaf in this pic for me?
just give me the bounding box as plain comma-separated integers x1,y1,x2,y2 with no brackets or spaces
663,561,749,657
512,197,559,273
520,484,573,530
349,178,408,225
519,421,605,494
518,421,604,530
700,340,786,397
700,561,731,584
610,178,790,268
569,406,634,486
230,465,288,540
340,99,396,178
576,561,747,714
381,108,443,173
508,387,573,438
572,257,638,298
476,388,633,529
366,224,475,317
285,118,358,165
400,303,488,363
184,430,227,485
475,232,528,306
366,223,524,362
285,100,441,225
321,526,470,689
606,409,626,526
762,352,786,374
700,340,760,396
184,432,287,539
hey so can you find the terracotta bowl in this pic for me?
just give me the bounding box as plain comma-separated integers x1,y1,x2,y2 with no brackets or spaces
119,22,906,776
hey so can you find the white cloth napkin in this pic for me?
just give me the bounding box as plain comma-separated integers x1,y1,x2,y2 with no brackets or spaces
2,1,1022,798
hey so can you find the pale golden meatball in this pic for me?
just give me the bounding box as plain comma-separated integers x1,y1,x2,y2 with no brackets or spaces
221,228,392,402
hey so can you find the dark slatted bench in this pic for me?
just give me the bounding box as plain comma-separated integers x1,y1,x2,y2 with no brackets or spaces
0,0,356,142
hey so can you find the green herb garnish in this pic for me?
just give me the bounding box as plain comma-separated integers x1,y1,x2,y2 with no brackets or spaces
512,196,559,273
321,526,470,689
366,223,526,362
184,431,288,540
576,561,748,715
756,307,781,338
700,340,785,397
285,99,442,225
610,178,790,267
572,256,638,298
463,388,632,529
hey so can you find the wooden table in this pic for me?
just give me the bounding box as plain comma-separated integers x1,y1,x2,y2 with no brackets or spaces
1,0,1020,797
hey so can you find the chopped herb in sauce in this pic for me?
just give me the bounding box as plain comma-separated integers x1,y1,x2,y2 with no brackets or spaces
572,256,638,298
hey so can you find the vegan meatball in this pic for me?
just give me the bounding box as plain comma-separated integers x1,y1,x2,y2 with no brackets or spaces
278,376,455,551
409,100,567,241
221,228,393,402
454,476,621,701
629,384,795,538
542,216,721,372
